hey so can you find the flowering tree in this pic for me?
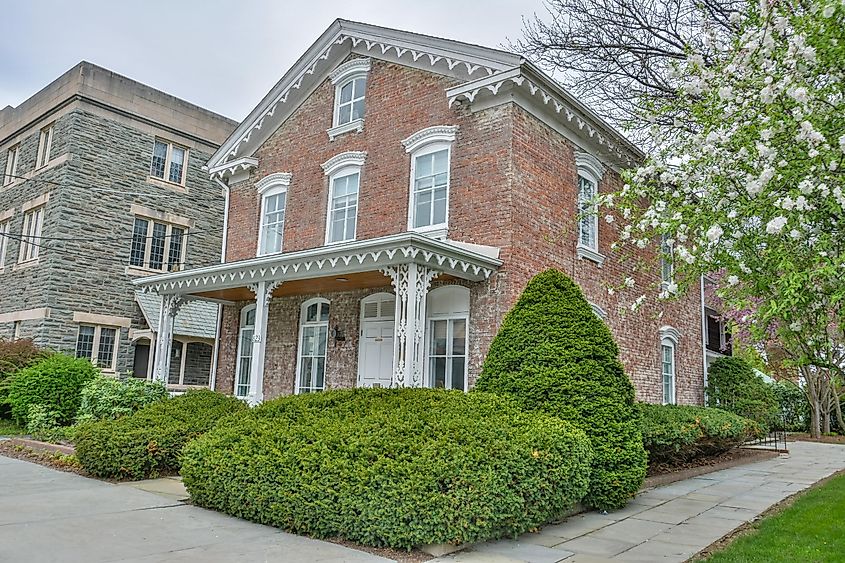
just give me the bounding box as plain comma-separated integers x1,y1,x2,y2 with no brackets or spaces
603,0,845,436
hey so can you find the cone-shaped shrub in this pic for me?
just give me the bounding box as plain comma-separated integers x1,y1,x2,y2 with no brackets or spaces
474,269,647,509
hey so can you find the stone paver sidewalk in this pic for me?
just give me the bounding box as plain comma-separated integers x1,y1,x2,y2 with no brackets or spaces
0,455,392,563
438,441,845,563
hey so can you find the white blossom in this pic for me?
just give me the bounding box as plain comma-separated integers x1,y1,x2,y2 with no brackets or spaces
766,216,788,234
706,224,724,242
727,275,739,286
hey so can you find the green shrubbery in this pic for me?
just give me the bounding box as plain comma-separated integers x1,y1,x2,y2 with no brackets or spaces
770,380,809,432
707,357,779,430
7,354,98,426
182,388,592,550
474,269,646,510
637,403,762,466
75,390,246,480
76,375,168,423
0,339,49,418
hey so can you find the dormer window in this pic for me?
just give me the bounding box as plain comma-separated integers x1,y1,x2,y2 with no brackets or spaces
327,59,371,140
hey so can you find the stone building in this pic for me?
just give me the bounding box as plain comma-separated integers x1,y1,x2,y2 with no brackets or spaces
0,62,236,387
137,20,708,405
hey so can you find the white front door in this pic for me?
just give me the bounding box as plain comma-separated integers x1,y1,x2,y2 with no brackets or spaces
358,293,395,388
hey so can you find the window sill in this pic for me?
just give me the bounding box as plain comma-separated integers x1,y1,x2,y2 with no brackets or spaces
660,281,677,294
576,245,605,267
411,226,448,241
125,265,169,277
13,259,39,272
0,154,69,192
327,119,364,141
147,176,188,193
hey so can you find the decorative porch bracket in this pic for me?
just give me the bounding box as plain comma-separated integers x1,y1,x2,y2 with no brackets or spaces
381,263,439,387
152,294,188,383
245,280,283,405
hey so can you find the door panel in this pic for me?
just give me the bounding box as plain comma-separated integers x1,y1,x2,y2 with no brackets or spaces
359,320,394,388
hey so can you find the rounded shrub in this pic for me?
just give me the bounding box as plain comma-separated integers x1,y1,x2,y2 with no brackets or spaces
636,403,762,466
8,354,98,425
76,375,169,422
707,357,779,430
181,388,592,550
74,389,246,480
473,269,647,510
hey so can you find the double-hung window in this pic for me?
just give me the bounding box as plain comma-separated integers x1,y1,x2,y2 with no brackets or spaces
0,219,9,268
321,153,365,245
4,145,19,186
235,306,256,398
402,126,458,236
328,58,370,140
256,173,291,256
129,216,187,271
574,152,605,265
76,324,119,371
19,206,44,263
36,124,54,169
150,139,188,185
659,326,680,405
297,299,330,394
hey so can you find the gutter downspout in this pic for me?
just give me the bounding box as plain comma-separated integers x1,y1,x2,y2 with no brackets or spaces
208,177,230,392
700,275,708,405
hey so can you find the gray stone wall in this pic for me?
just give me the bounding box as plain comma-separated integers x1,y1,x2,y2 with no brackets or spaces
0,107,227,373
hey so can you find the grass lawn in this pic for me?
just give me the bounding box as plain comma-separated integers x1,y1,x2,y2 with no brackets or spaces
0,418,25,436
703,472,845,562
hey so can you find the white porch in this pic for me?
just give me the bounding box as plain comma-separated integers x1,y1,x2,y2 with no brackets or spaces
134,233,501,404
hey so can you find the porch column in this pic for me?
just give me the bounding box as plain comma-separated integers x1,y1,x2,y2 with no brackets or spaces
246,280,282,405
381,263,439,387
152,294,185,383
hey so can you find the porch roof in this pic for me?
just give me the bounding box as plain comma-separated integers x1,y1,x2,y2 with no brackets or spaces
133,233,502,297
134,291,218,339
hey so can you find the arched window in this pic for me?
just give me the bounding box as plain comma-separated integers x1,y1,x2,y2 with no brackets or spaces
660,326,680,405
426,285,470,391
402,126,458,237
235,305,256,398
575,151,605,266
256,173,291,256
296,298,330,394
328,58,370,140
321,152,366,245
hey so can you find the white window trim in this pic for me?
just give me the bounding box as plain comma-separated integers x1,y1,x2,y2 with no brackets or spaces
0,217,10,271
3,145,19,186
76,323,120,373
589,302,608,322
18,205,45,264
575,151,605,266
36,125,54,169
324,166,362,245
402,126,458,237
256,173,292,257
130,216,188,273
150,139,189,186
295,297,330,395
660,325,680,405
328,58,371,140
234,305,256,398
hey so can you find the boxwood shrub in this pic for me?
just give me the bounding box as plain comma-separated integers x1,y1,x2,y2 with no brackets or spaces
637,402,762,466
76,375,169,422
474,269,647,510
8,354,98,425
75,389,246,480
181,388,592,550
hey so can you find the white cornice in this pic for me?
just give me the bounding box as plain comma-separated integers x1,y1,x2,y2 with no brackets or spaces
206,19,518,171
208,157,258,181
330,58,371,84
401,125,458,153
255,172,292,194
321,151,367,176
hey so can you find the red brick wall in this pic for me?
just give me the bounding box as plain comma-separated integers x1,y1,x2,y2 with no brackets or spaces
216,57,704,405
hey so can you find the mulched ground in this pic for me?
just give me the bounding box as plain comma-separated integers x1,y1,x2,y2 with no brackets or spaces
647,447,775,478
0,440,86,476
788,433,845,445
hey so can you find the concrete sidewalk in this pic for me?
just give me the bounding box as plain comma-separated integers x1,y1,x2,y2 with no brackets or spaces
0,455,392,563
437,441,845,563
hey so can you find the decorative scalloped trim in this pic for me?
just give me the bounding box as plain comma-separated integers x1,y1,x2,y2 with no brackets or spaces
209,157,258,180
327,118,364,141
401,125,458,153
255,172,292,194
660,325,681,344
321,151,367,176
330,58,371,84
575,151,605,182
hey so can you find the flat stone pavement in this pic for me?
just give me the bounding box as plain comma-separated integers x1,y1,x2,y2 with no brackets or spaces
0,455,393,563
437,441,845,563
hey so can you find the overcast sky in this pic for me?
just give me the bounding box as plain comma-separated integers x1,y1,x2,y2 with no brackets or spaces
0,0,547,121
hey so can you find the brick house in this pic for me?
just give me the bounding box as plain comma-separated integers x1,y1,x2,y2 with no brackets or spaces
137,20,707,405
0,62,236,387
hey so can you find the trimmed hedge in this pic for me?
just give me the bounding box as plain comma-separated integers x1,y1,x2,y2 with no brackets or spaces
75,390,246,479
8,354,98,425
474,269,647,510
181,388,592,550
707,357,779,430
637,403,762,466
77,375,169,422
